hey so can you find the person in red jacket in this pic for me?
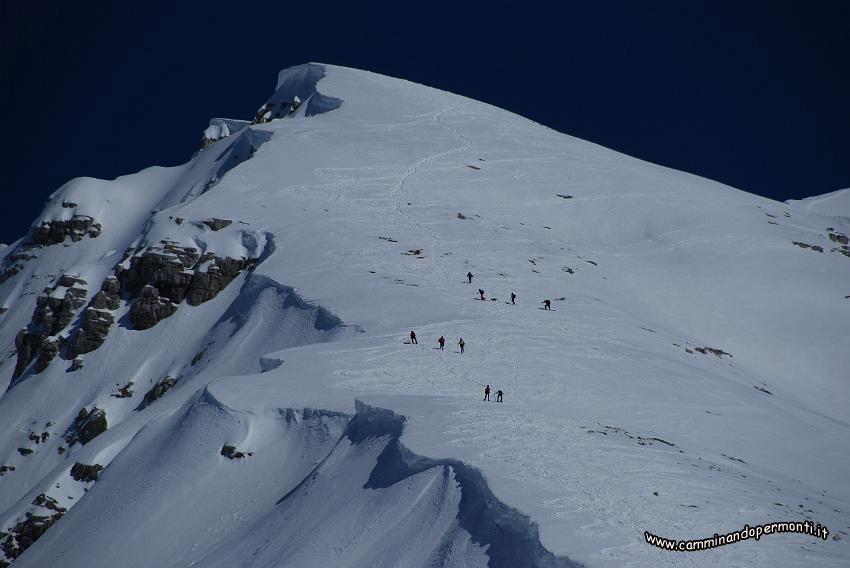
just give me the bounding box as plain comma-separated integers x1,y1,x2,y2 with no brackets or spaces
484,385,491,401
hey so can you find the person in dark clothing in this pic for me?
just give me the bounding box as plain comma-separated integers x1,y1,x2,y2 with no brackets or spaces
484,385,491,401
467,272,473,284
479,289,485,301
438,336,445,350
496,390,503,402
458,338,465,354
410,331,418,344
543,299,551,310
510,292,516,305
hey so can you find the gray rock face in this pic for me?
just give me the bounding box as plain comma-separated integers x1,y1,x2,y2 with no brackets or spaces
201,218,233,231
70,462,104,482
67,277,120,356
120,241,199,303
138,377,179,409
33,338,59,373
64,407,107,446
220,445,253,460
90,276,121,310
119,240,257,328
129,285,177,330
186,255,254,306
0,494,66,562
12,276,88,378
31,216,101,246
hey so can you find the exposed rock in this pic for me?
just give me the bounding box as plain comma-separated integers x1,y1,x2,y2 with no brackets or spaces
12,275,88,378
90,276,120,310
61,201,78,208
0,264,24,284
16,448,32,456
191,349,206,366
67,276,120,357
129,285,177,330
220,445,253,460
31,216,101,246
70,462,103,483
33,338,59,373
69,357,84,371
694,347,732,358
828,232,849,245
792,241,824,253
118,240,257,328
186,256,253,306
201,218,233,231
0,495,66,560
0,465,15,476
64,407,107,446
138,377,179,410
121,242,199,302
111,381,134,398
68,308,114,356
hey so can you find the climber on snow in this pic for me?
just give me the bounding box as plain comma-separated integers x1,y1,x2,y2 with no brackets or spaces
467,272,473,284
479,289,485,301
409,330,418,344
438,336,446,350
484,385,491,401
543,299,551,310
510,292,516,305
496,389,503,402
458,337,465,354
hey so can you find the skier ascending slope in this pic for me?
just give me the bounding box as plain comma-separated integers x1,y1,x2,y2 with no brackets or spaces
409,330,418,344
543,299,551,310
479,289,486,301
467,271,473,284
458,337,465,354
484,385,491,401
438,336,445,350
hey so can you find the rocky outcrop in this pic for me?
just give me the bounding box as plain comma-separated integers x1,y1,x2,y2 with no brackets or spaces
31,216,101,246
186,255,254,306
70,462,103,483
138,377,179,410
120,241,200,302
129,285,177,330
0,494,66,562
112,382,134,398
201,218,232,231
119,240,257,328
13,276,88,378
66,276,120,357
220,445,253,460
694,346,732,358
64,407,107,446
828,231,849,245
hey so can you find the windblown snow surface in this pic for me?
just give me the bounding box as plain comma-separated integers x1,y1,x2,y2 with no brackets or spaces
0,63,848,567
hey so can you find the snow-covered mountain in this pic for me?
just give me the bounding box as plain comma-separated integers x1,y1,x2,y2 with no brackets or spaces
0,63,848,568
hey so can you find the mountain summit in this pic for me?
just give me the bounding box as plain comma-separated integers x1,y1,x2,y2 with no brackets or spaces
0,63,848,567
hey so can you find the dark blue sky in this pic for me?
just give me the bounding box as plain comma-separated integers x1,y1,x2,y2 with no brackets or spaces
1,1,848,244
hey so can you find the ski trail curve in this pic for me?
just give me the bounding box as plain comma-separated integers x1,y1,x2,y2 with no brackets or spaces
391,104,473,288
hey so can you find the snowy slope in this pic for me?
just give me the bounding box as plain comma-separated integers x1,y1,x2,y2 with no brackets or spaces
0,63,848,568
787,188,850,218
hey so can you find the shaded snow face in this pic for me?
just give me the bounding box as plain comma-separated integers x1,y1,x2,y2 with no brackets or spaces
268,62,343,117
